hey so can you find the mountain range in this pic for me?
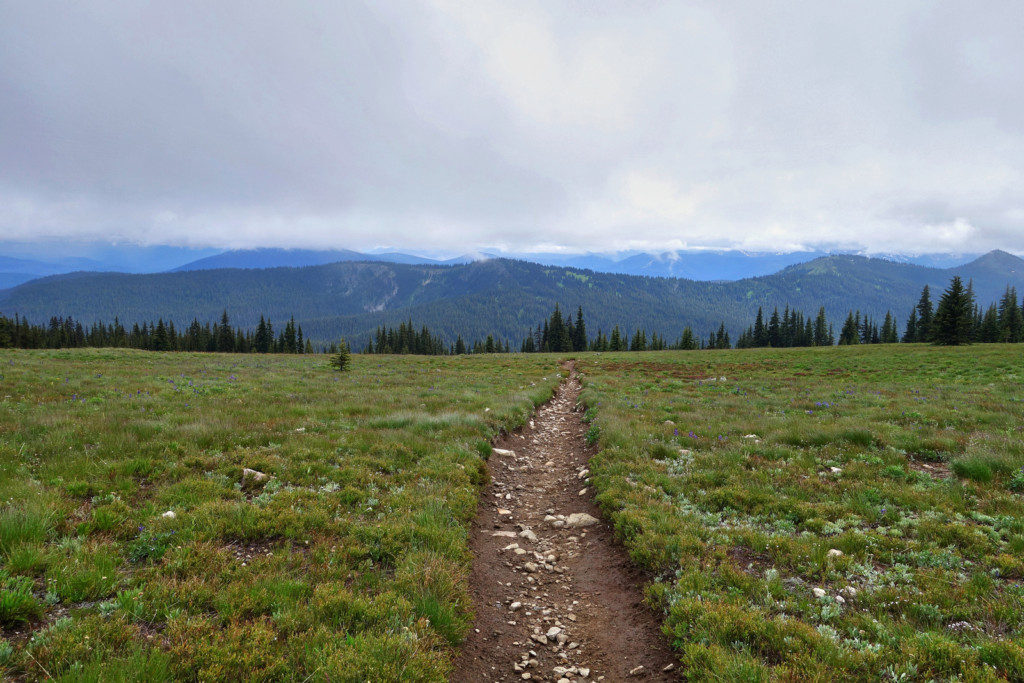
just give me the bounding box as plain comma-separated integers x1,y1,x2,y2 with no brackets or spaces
0,244,988,289
2,249,1021,347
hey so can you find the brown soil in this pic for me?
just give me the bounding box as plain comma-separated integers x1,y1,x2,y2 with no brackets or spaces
453,363,679,682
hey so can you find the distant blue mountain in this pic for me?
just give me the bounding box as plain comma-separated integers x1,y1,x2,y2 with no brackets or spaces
0,240,998,287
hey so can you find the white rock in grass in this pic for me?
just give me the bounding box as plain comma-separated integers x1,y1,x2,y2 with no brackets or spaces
493,448,516,457
812,587,827,598
161,510,176,519
565,513,599,528
241,468,270,491
827,548,844,558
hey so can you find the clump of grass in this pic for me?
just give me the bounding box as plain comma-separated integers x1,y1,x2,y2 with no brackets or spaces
0,570,43,626
951,457,994,483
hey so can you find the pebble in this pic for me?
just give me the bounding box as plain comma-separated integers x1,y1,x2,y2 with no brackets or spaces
565,512,599,527
161,510,176,519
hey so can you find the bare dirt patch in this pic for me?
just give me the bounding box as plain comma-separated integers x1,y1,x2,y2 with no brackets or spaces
453,363,678,681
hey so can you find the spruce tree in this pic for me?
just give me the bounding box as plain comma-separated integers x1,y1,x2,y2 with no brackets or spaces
610,325,622,352
813,307,829,346
329,339,351,371
574,306,587,352
902,309,917,343
999,287,1023,342
915,285,934,342
932,276,974,345
753,307,767,347
217,310,234,352
767,308,781,347
839,312,859,345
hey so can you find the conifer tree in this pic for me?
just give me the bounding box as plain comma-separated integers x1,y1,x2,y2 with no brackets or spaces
609,325,623,351
329,339,351,371
217,310,234,352
753,307,767,346
839,312,859,345
902,309,917,343
915,285,934,342
932,276,974,345
813,307,829,346
999,286,1023,342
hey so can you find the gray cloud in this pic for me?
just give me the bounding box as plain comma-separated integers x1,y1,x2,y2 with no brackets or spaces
1,0,1022,253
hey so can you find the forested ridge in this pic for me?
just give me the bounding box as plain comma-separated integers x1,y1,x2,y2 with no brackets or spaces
1,251,1022,348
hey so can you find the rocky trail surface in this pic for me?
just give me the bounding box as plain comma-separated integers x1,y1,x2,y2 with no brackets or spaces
454,364,678,682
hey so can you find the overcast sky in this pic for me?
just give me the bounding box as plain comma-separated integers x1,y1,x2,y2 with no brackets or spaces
1,1,1023,255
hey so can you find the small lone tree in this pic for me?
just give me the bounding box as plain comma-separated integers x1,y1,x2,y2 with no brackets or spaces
329,339,351,371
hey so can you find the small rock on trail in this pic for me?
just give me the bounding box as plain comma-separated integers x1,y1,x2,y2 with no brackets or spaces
453,362,678,681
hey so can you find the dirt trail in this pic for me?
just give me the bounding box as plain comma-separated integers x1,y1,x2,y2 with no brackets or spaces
454,363,678,682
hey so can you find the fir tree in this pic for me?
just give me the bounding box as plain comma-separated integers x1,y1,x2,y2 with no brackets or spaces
932,276,974,345
915,285,934,342
329,339,351,371
217,310,234,352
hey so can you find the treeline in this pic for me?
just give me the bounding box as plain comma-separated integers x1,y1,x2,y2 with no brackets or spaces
903,282,1022,344
3,278,1020,355
362,320,512,355
516,277,1023,354
0,311,317,353
519,304,719,352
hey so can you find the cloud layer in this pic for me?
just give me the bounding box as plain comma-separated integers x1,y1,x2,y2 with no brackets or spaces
2,1,1023,253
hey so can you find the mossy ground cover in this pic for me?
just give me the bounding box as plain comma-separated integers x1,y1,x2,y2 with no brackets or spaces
0,348,561,680
579,344,1024,680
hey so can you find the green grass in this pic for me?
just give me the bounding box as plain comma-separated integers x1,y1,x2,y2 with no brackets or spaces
578,344,1024,680
0,348,562,680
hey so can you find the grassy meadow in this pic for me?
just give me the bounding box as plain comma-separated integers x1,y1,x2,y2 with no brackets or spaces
579,344,1024,680
0,349,562,680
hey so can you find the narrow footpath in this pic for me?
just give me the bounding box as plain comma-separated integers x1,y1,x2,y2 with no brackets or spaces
454,363,678,682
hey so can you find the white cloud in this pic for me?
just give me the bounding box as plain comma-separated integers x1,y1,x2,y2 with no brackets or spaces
0,0,1022,254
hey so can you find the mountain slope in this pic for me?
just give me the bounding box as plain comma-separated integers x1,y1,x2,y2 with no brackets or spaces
2,252,1022,346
